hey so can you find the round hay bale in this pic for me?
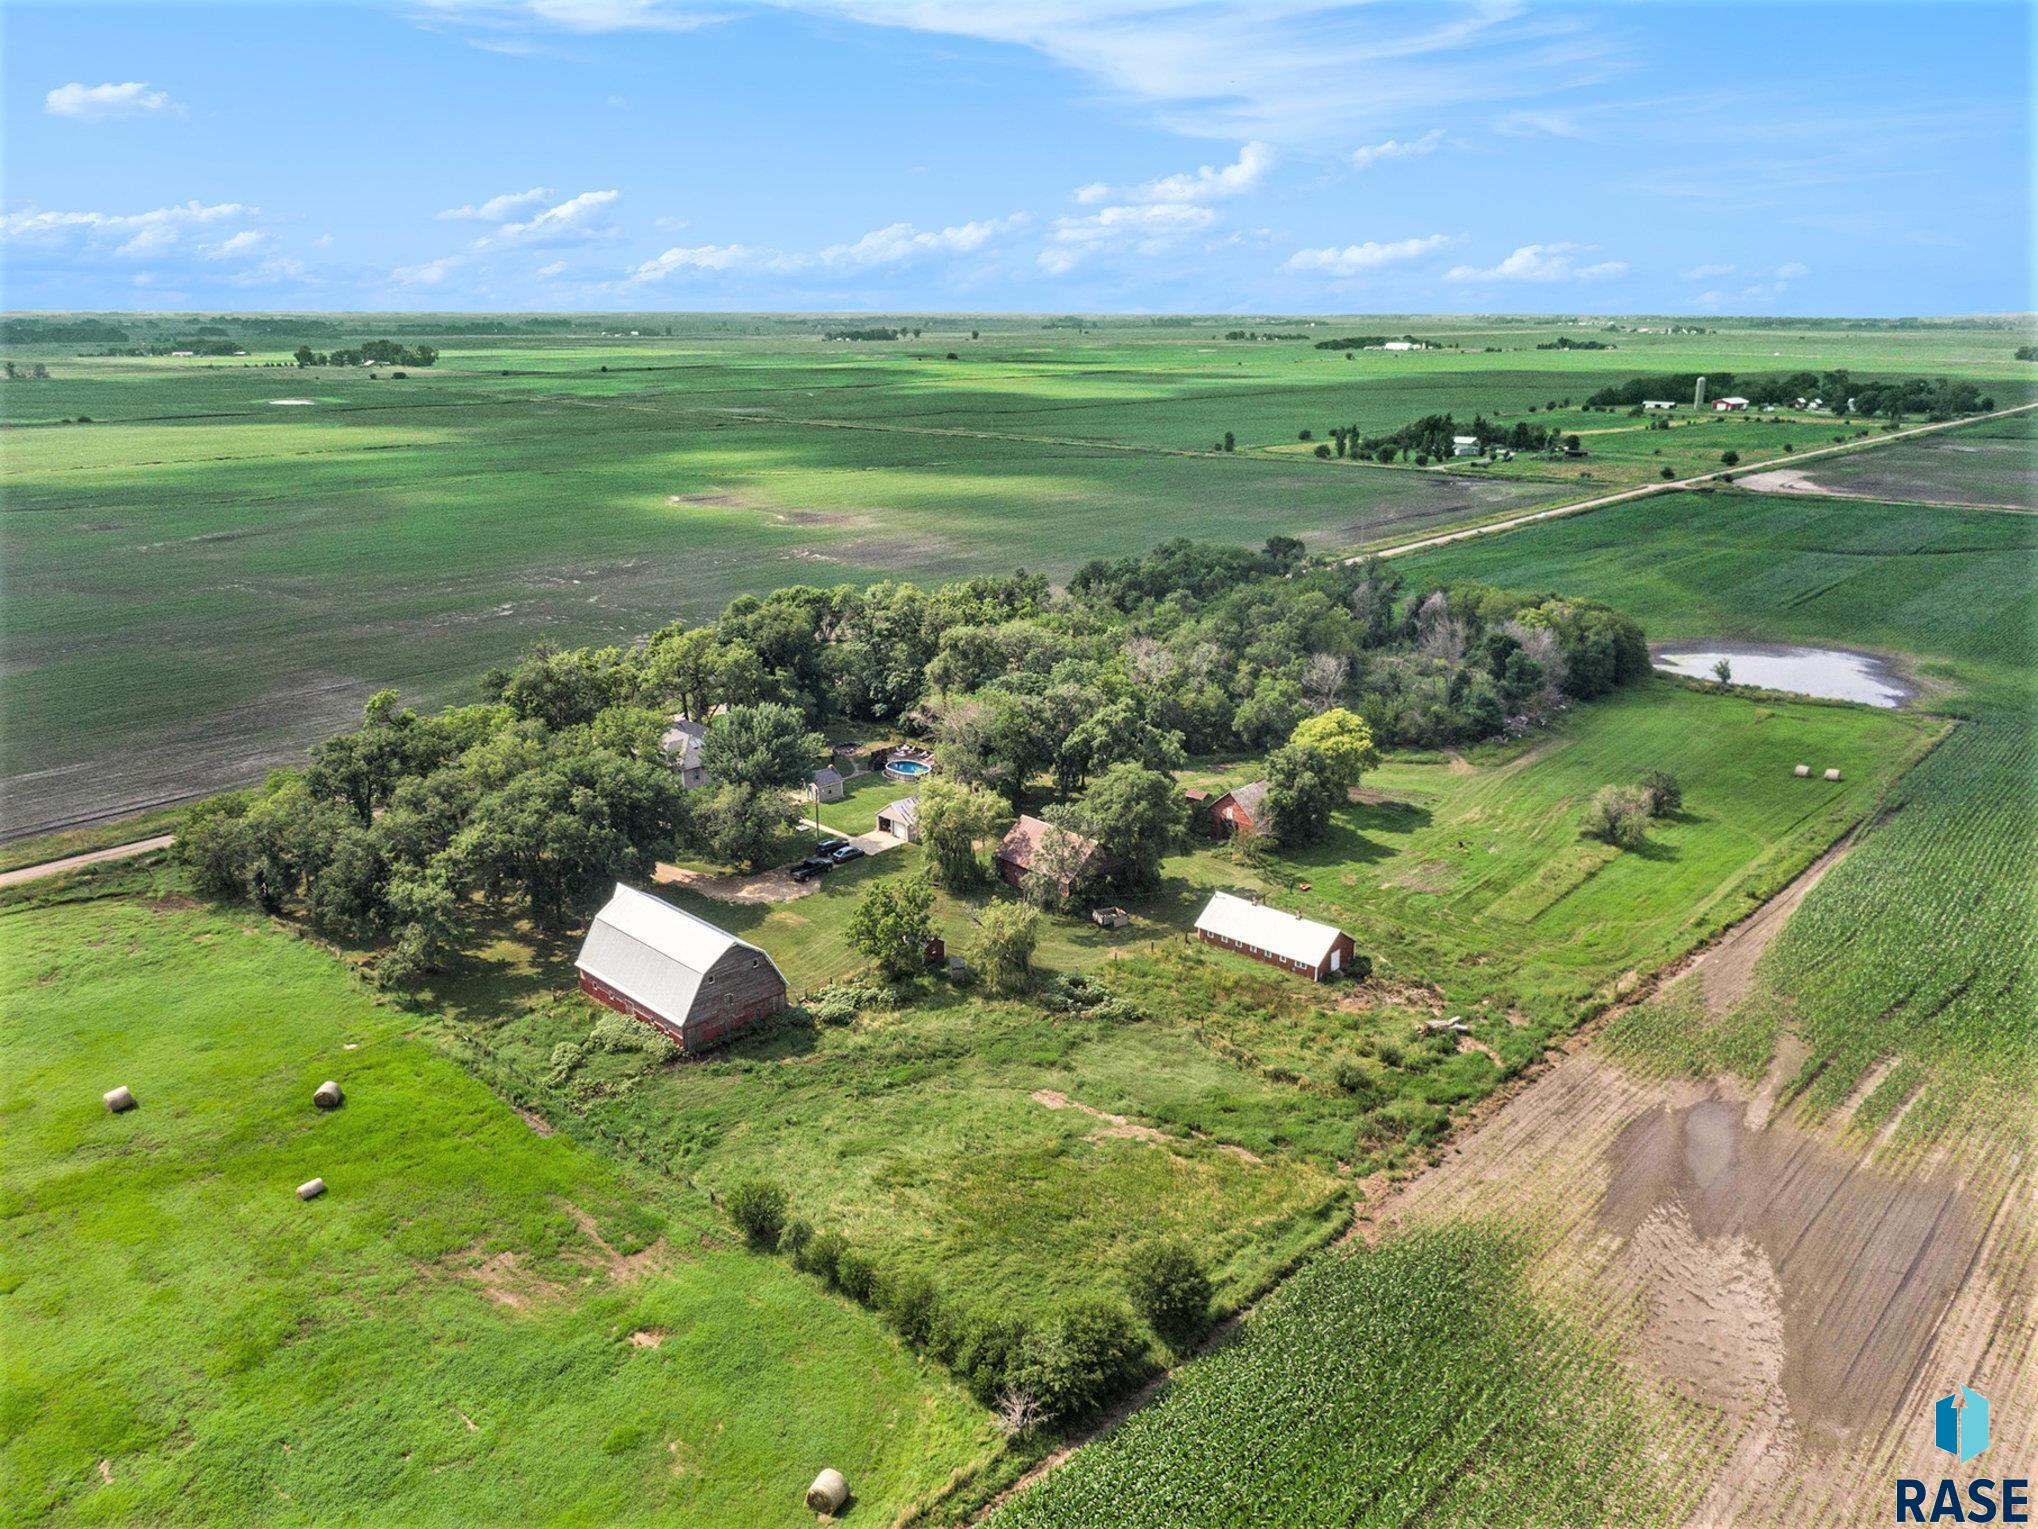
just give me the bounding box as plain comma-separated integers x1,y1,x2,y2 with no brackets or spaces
103,1085,137,1114
805,1468,848,1515
1793,764,1811,778
1823,768,1842,782
297,1177,327,1201
313,1080,344,1111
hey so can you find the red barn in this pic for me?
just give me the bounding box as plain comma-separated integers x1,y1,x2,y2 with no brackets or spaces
575,884,787,1053
1207,780,1269,838
1193,891,1356,982
995,815,1108,898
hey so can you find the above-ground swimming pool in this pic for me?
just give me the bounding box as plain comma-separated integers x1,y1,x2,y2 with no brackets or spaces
885,757,932,782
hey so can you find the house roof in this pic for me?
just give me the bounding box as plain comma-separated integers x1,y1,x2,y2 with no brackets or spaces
662,716,708,768
575,884,778,1023
879,796,919,826
996,814,1102,874
1194,891,1347,967
1216,780,1269,819
813,767,845,787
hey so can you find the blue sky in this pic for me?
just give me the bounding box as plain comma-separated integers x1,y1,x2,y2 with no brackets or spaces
3,1,2029,314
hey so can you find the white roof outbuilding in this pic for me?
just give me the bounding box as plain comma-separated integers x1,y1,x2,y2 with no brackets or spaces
576,884,782,1027
1194,891,1346,968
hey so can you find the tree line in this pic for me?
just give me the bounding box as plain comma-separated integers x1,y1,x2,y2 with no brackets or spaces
1587,370,1993,418
293,340,439,368
179,539,1647,984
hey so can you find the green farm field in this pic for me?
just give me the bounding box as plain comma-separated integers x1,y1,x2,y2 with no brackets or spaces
0,873,997,1526
5,314,2033,839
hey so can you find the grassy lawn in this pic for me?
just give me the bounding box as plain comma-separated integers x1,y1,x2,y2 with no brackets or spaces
812,769,910,837
0,876,997,1526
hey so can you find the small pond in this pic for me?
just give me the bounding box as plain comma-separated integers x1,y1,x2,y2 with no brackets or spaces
1651,641,1913,708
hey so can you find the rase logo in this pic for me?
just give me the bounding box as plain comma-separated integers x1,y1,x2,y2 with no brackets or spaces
1898,1385,2028,1524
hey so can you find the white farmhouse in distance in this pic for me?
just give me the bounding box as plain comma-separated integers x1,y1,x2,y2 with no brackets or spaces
1713,396,1751,412
1642,399,1677,410
1452,435,1481,456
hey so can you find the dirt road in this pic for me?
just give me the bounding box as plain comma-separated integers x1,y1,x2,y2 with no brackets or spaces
0,835,175,888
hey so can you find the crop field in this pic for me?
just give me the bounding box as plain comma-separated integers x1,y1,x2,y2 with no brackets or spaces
5,315,2034,839
0,870,997,1526
1001,486,2038,1527
1739,409,2038,509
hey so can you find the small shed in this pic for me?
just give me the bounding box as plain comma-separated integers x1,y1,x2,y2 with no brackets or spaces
812,767,845,803
1194,891,1355,982
995,815,1107,897
876,797,920,843
1451,435,1481,457
575,884,786,1052
1092,906,1130,929
1642,399,1677,411
661,717,711,790
1207,781,1269,839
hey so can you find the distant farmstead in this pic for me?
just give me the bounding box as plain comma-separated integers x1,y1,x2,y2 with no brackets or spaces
1713,396,1750,412
1193,891,1355,982
575,884,786,1052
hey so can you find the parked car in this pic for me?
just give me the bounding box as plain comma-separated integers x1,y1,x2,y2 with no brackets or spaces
829,844,866,865
815,837,850,856
789,857,834,883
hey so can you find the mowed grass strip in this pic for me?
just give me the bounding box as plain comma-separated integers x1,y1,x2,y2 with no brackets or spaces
0,881,995,1526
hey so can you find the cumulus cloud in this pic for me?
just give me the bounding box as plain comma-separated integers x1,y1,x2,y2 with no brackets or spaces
1773,261,1809,279
45,81,177,120
1041,201,1217,274
0,200,256,260
628,243,792,281
1444,243,1627,282
1683,262,1736,279
818,216,1023,266
203,230,272,260
1283,233,1456,276
439,186,555,221
1074,141,1274,206
391,255,465,286
484,188,620,245
1348,128,1444,171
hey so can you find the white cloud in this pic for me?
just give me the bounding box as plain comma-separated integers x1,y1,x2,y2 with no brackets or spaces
486,188,620,244
536,260,569,278
1,200,256,260
1444,243,1627,282
203,230,272,260
417,3,1622,144
1283,233,1455,276
439,186,555,221
818,216,1023,266
45,81,177,121
1348,127,1444,171
1076,141,1273,206
1041,201,1217,274
629,243,789,281
1683,262,1736,279
391,255,465,286
1773,261,1809,279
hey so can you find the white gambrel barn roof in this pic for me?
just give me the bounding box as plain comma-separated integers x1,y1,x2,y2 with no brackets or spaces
1194,891,1346,966
576,884,779,1023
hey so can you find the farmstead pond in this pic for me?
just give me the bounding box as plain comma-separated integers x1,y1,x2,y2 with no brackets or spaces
1651,642,1913,708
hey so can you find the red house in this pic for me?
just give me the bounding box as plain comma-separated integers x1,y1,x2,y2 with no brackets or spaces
575,884,787,1053
995,815,1108,898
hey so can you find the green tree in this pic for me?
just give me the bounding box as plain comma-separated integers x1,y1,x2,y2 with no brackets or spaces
700,702,823,790
695,782,795,869
845,878,935,982
970,901,1038,994
915,778,1013,888
1054,763,1185,893
1582,785,1652,850
1263,742,1340,848
1123,1239,1212,1346
725,1179,788,1248
1288,708,1379,792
